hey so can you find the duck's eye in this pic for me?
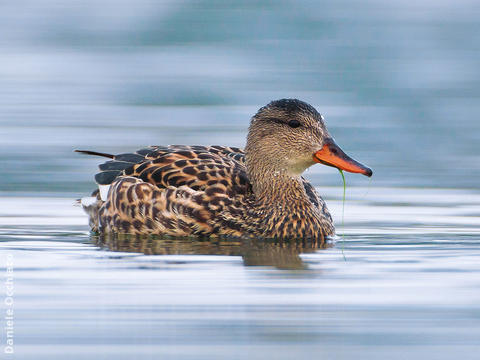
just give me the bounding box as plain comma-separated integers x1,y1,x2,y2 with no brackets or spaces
288,120,301,128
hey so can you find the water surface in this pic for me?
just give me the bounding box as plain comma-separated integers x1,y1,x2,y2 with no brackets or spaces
2,188,480,359
1,0,480,359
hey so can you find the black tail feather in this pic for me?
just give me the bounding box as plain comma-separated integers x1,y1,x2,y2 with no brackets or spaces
75,150,115,159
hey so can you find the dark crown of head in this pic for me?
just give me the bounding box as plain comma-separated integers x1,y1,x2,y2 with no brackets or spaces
257,99,320,119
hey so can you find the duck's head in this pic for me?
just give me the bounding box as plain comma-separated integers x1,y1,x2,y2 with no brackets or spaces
245,99,372,179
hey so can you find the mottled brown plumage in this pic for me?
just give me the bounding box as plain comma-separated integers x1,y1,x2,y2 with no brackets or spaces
78,99,372,242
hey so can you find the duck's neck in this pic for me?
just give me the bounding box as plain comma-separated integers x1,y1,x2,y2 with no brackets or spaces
246,161,311,207
245,152,335,240
245,149,335,240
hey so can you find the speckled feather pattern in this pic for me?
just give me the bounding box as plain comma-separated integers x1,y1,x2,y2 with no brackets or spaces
78,99,351,241
82,145,334,241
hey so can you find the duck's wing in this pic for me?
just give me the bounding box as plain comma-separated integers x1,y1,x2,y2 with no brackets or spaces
81,145,250,197
77,145,251,236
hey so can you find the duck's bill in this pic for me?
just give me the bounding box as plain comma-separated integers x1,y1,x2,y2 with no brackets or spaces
313,138,373,177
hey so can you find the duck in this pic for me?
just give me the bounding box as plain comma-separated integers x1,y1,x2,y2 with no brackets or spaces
77,99,372,242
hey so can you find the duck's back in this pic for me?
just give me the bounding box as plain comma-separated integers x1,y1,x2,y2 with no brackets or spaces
80,145,329,239
81,145,253,236
96,145,249,195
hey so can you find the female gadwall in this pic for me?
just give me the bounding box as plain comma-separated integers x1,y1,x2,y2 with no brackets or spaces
77,99,372,241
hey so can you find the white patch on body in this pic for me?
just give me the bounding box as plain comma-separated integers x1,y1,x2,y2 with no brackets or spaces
81,196,98,207
99,184,111,201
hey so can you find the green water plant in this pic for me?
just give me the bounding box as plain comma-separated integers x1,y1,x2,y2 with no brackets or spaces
339,169,347,260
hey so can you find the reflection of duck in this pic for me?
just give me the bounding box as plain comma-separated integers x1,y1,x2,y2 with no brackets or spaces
93,234,330,270
78,99,371,241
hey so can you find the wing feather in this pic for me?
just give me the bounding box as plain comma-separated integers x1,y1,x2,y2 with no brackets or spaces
92,145,249,196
